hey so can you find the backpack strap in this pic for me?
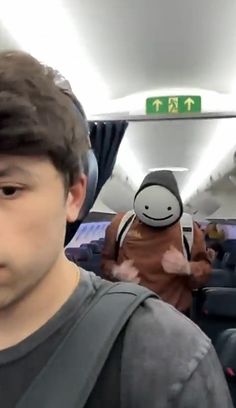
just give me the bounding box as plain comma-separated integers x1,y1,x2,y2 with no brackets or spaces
16,281,157,408
183,235,191,261
115,211,136,260
85,327,125,408
180,213,194,261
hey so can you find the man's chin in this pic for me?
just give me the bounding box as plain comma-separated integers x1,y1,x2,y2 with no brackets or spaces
0,285,28,311
0,290,15,310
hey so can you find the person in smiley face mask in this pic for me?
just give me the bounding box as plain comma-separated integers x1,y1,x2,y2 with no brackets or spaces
101,171,212,313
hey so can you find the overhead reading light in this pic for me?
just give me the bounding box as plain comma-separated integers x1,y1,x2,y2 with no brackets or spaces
0,0,109,114
148,167,189,172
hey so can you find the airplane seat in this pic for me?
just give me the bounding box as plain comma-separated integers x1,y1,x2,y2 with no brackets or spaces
221,252,231,270
223,239,236,251
196,287,236,345
65,246,93,263
223,253,236,270
97,238,105,248
89,238,105,253
215,329,236,407
65,238,105,276
96,237,105,243
88,242,101,254
205,268,233,288
80,243,93,252
212,258,224,269
83,241,105,275
223,240,236,269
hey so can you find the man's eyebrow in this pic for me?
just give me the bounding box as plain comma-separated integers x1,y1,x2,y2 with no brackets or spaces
0,165,33,179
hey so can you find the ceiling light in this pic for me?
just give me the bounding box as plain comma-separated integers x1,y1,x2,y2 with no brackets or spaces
0,0,109,114
116,138,145,189
148,167,188,172
181,120,236,203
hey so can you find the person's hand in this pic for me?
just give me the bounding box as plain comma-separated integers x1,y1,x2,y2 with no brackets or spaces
162,245,191,275
112,260,140,284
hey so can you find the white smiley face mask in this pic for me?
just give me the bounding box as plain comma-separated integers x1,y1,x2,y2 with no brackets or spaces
134,171,183,228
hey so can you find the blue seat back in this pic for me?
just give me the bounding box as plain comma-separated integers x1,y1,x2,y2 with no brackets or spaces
196,288,236,345
216,329,236,407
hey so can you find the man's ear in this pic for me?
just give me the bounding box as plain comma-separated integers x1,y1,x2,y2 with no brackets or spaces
66,175,87,222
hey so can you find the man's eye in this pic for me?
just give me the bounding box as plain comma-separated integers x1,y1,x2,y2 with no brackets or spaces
0,187,22,197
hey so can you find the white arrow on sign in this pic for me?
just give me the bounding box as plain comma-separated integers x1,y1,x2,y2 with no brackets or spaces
184,97,195,111
152,99,163,112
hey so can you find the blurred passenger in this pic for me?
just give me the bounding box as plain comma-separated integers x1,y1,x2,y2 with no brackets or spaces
205,223,225,241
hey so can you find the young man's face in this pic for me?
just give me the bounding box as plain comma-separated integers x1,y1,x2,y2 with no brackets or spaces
0,155,86,310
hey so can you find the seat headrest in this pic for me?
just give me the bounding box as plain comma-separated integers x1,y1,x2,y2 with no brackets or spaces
206,268,232,287
54,70,98,222
65,246,92,262
202,288,236,318
89,242,101,254
78,149,98,221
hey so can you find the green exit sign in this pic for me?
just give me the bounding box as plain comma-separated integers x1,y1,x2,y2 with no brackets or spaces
146,96,201,115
